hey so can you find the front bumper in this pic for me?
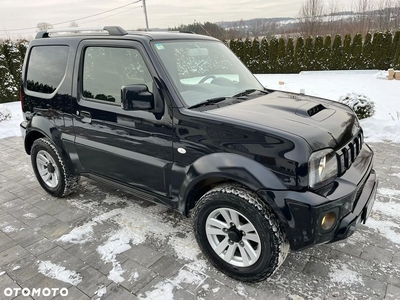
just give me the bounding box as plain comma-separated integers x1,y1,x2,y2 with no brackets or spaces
257,144,378,251
330,169,377,243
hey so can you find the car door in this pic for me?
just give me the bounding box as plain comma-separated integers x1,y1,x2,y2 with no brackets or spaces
71,40,173,198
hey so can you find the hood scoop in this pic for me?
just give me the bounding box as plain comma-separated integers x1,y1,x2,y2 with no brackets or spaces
296,102,335,121
307,104,325,116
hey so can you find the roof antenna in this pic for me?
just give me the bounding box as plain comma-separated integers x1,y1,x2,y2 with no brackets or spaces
194,19,211,37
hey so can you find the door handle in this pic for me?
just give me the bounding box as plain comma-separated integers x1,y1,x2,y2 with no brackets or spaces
79,111,92,123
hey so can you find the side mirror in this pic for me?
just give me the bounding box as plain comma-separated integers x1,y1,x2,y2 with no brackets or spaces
121,84,154,111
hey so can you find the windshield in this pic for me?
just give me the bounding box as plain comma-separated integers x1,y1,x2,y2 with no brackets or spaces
152,40,264,108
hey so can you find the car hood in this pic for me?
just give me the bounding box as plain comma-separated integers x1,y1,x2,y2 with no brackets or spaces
206,91,361,151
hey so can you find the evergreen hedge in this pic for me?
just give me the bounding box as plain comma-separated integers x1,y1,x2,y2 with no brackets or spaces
228,30,400,74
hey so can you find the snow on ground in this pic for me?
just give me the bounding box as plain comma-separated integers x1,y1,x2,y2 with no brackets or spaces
138,264,207,300
0,101,23,139
57,191,207,285
328,263,364,286
38,260,82,286
94,286,107,297
255,70,400,143
364,187,400,246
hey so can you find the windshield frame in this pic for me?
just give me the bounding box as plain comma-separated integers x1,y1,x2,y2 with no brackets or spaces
150,39,265,109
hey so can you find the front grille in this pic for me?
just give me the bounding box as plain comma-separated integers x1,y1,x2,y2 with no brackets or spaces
337,131,364,174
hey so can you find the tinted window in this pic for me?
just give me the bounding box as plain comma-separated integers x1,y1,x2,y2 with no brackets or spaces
83,47,152,105
27,46,69,94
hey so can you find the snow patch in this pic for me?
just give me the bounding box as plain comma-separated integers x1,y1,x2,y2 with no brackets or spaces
378,188,400,199
38,260,82,285
365,218,400,244
94,285,107,298
2,225,18,233
390,173,400,178
102,194,127,205
0,102,23,139
23,213,37,219
0,104,12,122
138,264,207,300
235,283,248,297
138,281,174,300
360,118,400,143
375,70,389,79
173,266,206,287
328,263,364,286
372,201,400,219
57,223,94,244
128,271,139,282
57,209,122,245
168,233,207,270
97,229,132,283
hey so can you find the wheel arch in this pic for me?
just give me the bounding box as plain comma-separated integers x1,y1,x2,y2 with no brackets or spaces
180,153,287,216
24,116,76,175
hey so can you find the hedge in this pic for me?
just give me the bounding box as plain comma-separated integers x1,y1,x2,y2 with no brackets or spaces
228,30,400,74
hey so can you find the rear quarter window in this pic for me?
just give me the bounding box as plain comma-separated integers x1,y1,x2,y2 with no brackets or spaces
26,46,69,94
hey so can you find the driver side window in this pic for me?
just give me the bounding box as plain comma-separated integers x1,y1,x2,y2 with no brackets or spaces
82,46,153,104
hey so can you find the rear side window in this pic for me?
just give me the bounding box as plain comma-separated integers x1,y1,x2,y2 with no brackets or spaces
26,46,69,94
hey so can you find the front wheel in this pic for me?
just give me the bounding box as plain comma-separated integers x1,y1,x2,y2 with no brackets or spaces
31,138,79,197
193,183,289,282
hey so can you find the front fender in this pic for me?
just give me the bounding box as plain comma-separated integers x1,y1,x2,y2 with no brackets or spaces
180,153,287,213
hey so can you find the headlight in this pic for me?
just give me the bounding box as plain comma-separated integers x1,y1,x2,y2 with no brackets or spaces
309,149,338,189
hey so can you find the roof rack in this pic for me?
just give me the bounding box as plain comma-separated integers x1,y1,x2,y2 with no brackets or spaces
179,30,195,34
35,26,128,39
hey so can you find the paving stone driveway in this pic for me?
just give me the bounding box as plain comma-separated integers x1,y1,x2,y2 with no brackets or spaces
0,136,399,300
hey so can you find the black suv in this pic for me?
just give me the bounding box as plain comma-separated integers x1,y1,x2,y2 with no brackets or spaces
20,26,378,282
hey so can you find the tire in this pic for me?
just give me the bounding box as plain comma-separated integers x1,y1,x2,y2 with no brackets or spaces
31,138,79,197
193,183,289,282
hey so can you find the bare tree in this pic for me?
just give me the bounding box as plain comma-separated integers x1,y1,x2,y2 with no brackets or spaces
392,0,400,29
69,21,79,28
374,0,393,31
69,21,79,33
326,0,344,36
36,22,53,32
351,0,374,35
298,0,325,36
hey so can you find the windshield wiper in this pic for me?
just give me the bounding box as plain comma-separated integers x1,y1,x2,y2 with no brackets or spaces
188,97,227,109
232,89,268,98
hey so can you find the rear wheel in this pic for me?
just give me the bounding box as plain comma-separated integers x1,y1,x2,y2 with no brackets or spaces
193,183,289,282
31,138,79,197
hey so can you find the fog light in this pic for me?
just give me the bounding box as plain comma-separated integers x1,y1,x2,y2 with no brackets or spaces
321,212,336,231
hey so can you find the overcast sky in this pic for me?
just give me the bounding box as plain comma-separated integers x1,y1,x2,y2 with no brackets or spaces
0,0,305,39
